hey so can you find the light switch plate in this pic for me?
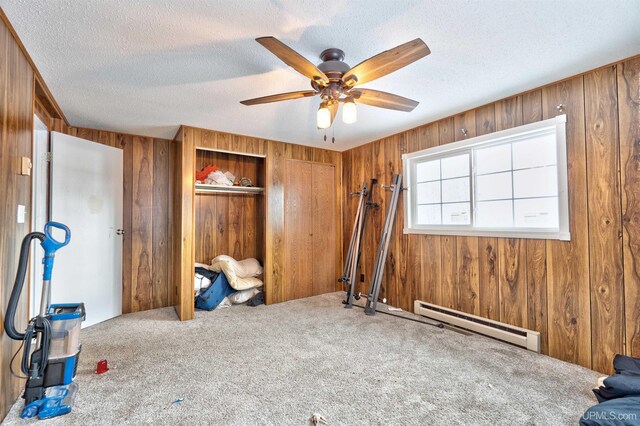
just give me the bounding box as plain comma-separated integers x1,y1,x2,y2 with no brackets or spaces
17,205,26,224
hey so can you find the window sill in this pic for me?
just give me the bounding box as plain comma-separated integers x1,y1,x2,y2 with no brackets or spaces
403,227,570,241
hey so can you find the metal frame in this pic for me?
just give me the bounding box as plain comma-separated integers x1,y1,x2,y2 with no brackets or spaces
363,174,402,316
341,179,377,308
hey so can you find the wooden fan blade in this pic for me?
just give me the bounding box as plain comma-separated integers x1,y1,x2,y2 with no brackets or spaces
256,37,330,85
350,89,419,112
342,38,430,87
240,90,318,106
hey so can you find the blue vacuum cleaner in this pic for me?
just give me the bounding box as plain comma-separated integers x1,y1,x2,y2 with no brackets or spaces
4,222,85,420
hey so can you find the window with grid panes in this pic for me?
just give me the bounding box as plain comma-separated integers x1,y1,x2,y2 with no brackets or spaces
403,115,569,240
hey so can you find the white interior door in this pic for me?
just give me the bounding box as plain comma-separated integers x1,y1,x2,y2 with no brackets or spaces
50,132,123,327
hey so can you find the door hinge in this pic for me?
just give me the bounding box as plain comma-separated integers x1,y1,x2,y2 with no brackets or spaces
45,152,52,162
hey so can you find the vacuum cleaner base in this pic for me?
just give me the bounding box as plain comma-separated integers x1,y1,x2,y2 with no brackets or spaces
21,382,79,420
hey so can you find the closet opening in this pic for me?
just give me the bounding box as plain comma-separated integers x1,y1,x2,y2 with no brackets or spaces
193,147,266,309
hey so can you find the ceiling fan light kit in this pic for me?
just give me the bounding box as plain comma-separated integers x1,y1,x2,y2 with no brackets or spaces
342,96,357,124
317,101,331,129
241,36,431,132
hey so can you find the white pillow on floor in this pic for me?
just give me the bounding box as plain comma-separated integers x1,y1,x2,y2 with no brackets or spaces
228,288,260,304
210,255,263,278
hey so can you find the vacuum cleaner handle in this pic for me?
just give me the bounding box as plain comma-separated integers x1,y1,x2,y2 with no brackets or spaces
42,222,71,281
4,232,45,341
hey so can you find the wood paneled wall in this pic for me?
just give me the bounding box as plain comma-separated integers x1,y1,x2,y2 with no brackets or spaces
65,127,175,314
175,126,342,320
0,14,34,418
342,56,640,374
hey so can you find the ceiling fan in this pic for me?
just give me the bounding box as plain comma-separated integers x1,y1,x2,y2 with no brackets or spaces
240,37,430,129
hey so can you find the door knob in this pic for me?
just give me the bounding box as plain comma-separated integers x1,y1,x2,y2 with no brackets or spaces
116,229,125,236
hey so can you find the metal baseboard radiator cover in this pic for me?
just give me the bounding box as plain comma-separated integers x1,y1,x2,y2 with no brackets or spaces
414,300,541,353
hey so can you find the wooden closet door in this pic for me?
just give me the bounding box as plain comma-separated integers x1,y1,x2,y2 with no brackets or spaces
284,160,314,300
312,163,336,295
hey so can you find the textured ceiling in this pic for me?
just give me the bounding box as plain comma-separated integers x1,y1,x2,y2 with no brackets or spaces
2,0,640,151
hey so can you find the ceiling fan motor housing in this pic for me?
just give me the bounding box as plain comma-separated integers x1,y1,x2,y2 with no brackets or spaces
315,48,351,96
318,49,350,78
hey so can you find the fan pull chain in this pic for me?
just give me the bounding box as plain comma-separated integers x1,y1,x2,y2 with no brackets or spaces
323,129,327,142
332,126,335,144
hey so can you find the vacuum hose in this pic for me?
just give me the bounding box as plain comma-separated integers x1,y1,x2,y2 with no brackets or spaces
4,232,45,341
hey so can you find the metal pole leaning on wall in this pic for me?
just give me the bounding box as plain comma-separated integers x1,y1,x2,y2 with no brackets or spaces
341,185,364,282
340,181,366,307
364,174,402,316
341,179,377,308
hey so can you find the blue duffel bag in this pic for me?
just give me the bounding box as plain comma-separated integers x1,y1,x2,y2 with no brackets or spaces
195,269,236,311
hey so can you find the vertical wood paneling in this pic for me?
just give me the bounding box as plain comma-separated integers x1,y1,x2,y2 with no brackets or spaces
152,138,170,308
179,128,196,320
228,137,244,260
498,238,527,327
357,145,370,296
341,149,352,275
618,57,640,357
312,163,337,296
453,111,479,315
415,124,441,305
494,97,529,328
542,77,591,368
121,134,134,314
333,151,343,292
394,133,412,309
171,140,182,307
438,118,457,310
584,65,624,374
265,141,286,304
521,90,549,353
284,160,313,300
131,137,154,311
0,18,34,416
476,104,500,320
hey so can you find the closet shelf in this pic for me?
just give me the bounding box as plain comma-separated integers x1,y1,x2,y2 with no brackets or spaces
195,183,264,195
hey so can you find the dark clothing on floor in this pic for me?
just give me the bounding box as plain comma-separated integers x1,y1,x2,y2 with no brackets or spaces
246,291,264,306
593,355,640,403
581,355,640,425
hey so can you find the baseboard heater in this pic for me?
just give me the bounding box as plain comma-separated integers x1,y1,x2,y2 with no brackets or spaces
414,300,541,353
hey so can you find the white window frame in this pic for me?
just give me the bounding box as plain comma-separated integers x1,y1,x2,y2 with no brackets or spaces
403,114,570,241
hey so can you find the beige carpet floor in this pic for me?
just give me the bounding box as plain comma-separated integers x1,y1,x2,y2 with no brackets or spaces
3,292,600,425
